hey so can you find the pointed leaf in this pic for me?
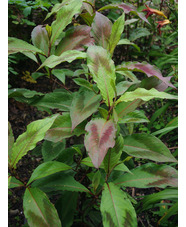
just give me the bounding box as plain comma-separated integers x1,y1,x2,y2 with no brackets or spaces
23,188,61,227
87,46,116,106
45,113,85,142
123,133,177,162
8,37,44,55
50,0,82,46
84,118,117,168
116,61,176,89
73,78,93,91
31,25,49,56
116,81,136,96
116,88,177,104
10,114,58,169
31,173,90,193
117,39,140,52
27,161,71,185
114,163,178,188
8,176,24,189
108,13,125,55
100,182,137,227
119,110,149,124
98,3,149,24
70,90,102,131
91,12,112,49
39,50,87,69
56,25,94,55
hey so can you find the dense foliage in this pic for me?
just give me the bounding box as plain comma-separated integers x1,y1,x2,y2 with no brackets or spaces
8,0,178,226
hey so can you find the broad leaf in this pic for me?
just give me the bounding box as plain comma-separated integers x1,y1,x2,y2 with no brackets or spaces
108,13,125,55
10,114,58,169
23,188,61,227
52,69,66,84
31,25,49,56
129,27,150,41
8,176,24,189
114,163,178,188
27,161,71,185
87,46,116,106
117,39,140,52
123,133,177,162
116,81,136,96
116,88,177,104
39,50,87,69
8,122,14,167
8,37,44,55
100,182,137,227
91,12,112,49
8,88,43,99
31,173,90,193
119,110,149,124
98,2,149,24
73,78,93,91
84,118,117,168
50,0,82,46
70,90,102,131
116,62,176,89
56,25,94,55
45,113,85,142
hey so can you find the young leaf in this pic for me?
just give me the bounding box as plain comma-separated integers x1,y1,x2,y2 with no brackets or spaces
114,163,178,188
45,113,85,143
116,88,177,104
91,12,112,49
27,161,71,185
100,182,137,227
31,173,90,193
98,2,149,24
50,0,82,46
8,37,44,55
56,25,94,55
23,187,62,227
123,133,177,162
108,13,125,55
31,25,49,56
39,50,87,69
8,176,24,189
87,46,116,106
70,90,102,131
10,114,58,169
116,61,176,89
84,118,117,168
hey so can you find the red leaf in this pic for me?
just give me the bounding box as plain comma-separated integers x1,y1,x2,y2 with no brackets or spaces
84,119,116,168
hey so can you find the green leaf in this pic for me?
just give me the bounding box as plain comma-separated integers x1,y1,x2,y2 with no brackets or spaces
158,202,178,225
73,78,93,91
42,140,66,162
98,2,149,24
45,113,85,142
129,27,150,41
50,0,82,46
116,81,136,96
31,25,49,56
8,176,24,189
27,161,71,185
85,118,117,168
119,110,149,124
123,133,177,162
117,39,140,52
116,88,177,104
56,25,94,55
8,122,14,167
81,156,104,168
87,46,116,106
10,114,58,169
91,12,112,49
92,170,101,191
23,188,62,227
108,13,125,55
70,90,102,131
52,69,66,84
114,163,178,188
55,192,78,227
100,182,137,227
32,173,90,193
8,88,43,99
8,37,44,55
39,50,87,69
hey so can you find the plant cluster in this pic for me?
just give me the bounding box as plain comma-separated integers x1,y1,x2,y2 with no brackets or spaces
8,0,178,226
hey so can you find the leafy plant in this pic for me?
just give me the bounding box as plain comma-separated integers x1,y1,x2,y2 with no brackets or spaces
8,0,178,226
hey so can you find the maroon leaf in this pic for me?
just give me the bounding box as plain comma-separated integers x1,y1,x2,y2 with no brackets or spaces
91,12,112,49
31,25,49,56
70,90,102,131
84,118,117,168
56,25,94,56
116,61,176,89
98,3,149,24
